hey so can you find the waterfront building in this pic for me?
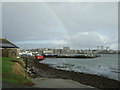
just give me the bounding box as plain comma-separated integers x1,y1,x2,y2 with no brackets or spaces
20,50,34,56
0,38,20,58
106,46,110,51
97,46,100,51
43,49,53,54
62,47,71,54
101,46,104,51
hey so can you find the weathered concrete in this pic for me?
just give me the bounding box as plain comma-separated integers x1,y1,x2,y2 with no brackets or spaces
32,77,97,88
2,82,33,88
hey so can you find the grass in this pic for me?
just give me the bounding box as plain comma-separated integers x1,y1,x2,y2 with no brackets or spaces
0,57,2,81
2,57,33,86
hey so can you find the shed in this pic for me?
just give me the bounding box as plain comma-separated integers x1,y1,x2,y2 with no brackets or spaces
0,38,20,58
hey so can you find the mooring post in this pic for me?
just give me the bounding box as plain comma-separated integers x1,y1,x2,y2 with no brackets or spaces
25,57,28,78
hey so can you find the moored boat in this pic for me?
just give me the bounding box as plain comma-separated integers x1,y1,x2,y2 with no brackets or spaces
43,54,58,58
34,55,44,61
43,54,101,59
56,55,100,58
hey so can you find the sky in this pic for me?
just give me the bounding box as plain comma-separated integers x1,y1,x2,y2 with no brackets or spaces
2,2,118,50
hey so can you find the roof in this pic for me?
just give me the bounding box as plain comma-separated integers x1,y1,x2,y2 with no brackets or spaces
0,38,19,48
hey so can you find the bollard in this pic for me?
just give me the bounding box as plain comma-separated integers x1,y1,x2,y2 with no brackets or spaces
25,58,28,70
25,58,28,78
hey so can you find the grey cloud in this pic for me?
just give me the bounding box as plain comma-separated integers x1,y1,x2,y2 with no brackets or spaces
2,2,118,49
47,2,117,34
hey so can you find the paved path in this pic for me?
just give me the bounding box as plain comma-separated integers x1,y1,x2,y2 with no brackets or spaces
2,78,100,89
32,77,97,88
2,82,32,88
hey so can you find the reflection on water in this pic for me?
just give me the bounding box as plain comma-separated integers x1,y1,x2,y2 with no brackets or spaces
40,54,119,81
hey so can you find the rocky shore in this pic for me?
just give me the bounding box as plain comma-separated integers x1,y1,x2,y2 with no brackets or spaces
26,59,120,89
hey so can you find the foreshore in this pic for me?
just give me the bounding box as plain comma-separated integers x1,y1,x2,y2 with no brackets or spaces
27,59,120,89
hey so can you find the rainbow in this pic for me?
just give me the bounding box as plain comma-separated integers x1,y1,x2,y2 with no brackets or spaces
43,3,73,47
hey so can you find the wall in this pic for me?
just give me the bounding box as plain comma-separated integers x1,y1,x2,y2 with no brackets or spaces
2,48,19,58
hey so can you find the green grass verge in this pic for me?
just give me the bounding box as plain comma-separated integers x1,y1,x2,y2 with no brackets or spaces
0,57,2,81
2,57,32,86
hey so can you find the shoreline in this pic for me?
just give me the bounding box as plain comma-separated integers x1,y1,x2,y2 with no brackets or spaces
27,59,120,89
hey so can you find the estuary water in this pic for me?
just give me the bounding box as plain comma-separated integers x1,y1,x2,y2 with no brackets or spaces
40,54,119,81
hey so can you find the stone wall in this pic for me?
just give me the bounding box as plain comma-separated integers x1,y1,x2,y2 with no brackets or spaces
2,48,19,58
2,49,9,57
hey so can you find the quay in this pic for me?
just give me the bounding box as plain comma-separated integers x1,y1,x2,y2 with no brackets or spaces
43,54,101,58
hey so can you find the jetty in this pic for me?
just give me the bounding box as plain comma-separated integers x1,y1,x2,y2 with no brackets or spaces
43,54,101,58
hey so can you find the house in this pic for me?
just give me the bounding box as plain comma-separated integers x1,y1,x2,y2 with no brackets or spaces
0,38,20,58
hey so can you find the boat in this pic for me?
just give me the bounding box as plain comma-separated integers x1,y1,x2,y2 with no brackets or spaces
56,55,100,58
34,54,44,61
43,54,58,58
57,55,100,58
43,53,101,59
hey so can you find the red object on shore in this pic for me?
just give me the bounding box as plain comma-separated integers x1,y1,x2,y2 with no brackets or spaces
35,56,44,60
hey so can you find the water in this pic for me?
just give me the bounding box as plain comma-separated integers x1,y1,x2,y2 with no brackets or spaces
40,54,119,81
